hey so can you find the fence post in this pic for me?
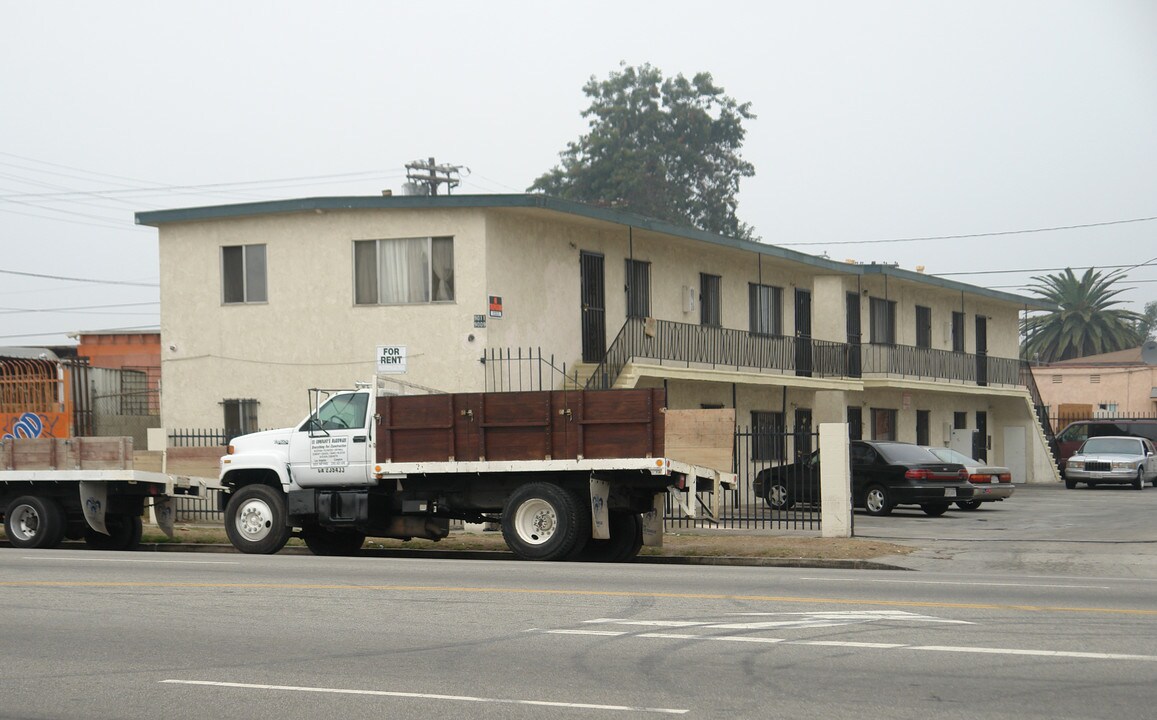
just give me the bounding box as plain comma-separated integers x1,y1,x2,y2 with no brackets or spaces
819,423,852,538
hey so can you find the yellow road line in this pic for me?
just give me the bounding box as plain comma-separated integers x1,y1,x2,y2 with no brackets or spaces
2,580,1156,616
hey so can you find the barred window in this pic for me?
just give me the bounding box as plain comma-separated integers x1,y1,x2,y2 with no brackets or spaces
223,398,259,441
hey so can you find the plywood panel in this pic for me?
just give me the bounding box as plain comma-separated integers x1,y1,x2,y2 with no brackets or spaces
663,408,735,473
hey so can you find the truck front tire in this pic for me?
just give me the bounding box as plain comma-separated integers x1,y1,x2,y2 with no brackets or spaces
4,495,66,549
225,485,292,554
502,482,591,561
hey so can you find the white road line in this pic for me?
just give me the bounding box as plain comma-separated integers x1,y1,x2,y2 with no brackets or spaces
25,557,239,564
161,679,688,715
911,646,1157,661
544,629,1157,662
799,577,1111,589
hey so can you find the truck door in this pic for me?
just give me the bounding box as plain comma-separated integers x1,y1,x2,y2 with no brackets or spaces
288,391,373,488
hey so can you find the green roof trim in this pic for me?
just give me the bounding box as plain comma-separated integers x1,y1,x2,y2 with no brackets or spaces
134,193,1055,310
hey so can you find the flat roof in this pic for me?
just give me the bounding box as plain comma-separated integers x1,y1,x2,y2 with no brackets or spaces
135,193,1055,310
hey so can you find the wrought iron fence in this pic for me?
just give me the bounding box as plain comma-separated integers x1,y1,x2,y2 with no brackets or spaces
482,347,583,392
666,426,821,532
586,316,1024,391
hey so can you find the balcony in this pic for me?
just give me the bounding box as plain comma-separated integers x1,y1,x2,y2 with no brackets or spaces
586,317,1023,391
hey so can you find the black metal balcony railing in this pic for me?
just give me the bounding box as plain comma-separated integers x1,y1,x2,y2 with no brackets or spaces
586,317,1025,391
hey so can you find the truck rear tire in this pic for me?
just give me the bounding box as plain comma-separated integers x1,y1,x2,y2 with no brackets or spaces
225,484,292,554
4,495,67,549
84,513,143,551
577,511,643,563
502,482,590,561
301,526,366,556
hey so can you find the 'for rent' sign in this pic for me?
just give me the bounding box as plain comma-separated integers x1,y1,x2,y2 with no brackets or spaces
376,345,407,374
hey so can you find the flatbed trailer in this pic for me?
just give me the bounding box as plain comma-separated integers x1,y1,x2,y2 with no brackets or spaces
0,436,210,550
220,387,735,561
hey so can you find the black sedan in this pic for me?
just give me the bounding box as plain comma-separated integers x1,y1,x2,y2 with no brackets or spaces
753,440,973,517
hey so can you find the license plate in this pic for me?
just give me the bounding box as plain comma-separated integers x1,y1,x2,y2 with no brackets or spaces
944,488,956,498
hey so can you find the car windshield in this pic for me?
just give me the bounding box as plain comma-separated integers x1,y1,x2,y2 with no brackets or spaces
926,446,978,465
1080,437,1142,456
874,443,943,464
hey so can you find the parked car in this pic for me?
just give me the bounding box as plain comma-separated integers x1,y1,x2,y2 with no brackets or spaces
1062,436,1157,490
1054,419,1157,471
923,446,1014,510
753,440,972,517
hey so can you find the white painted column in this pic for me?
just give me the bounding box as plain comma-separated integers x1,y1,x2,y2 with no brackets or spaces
819,422,853,538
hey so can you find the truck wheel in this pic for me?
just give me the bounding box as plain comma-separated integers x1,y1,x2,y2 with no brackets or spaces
502,482,590,561
85,513,143,551
4,495,67,549
225,485,292,554
301,526,366,556
862,485,892,516
577,511,643,563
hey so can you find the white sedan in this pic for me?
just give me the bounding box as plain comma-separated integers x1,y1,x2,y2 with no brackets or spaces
1063,436,1157,490
925,446,1015,510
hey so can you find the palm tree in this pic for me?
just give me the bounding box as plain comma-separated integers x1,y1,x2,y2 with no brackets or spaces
1021,268,1143,363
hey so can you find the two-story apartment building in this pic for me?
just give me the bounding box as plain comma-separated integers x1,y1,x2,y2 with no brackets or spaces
136,194,1057,483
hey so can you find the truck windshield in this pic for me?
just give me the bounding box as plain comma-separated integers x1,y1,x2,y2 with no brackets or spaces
304,393,368,432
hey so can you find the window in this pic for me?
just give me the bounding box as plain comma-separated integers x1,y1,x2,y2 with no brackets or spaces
751,410,785,462
951,311,965,352
700,273,721,326
625,259,651,318
222,244,267,304
748,283,783,335
915,305,932,348
354,237,454,305
953,411,968,429
869,297,896,344
223,399,259,441
870,407,896,441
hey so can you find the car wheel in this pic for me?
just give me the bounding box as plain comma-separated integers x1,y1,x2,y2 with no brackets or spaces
862,485,892,516
1134,469,1144,491
921,503,950,517
1064,476,1077,489
955,500,983,511
765,482,794,510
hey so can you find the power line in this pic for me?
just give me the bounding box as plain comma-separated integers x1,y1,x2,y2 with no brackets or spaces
934,259,1157,277
780,215,1157,247
0,269,158,287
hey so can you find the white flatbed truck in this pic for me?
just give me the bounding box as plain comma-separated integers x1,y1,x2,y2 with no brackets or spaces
1,436,210,550
219,386,735,561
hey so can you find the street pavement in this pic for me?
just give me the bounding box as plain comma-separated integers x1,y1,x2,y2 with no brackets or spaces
851,482,1157,578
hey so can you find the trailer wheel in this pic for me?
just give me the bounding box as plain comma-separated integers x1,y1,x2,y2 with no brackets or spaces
301,526,366,556
577,511,643,563
502,482,590,561
225,485,292,554
84,513,144,551
4,495,67,549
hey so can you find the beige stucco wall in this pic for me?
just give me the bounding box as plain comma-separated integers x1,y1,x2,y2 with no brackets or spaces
159,208,492,429
1033,364,1157,416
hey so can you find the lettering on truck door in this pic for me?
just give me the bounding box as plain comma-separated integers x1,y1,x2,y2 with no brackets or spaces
288,392,373,487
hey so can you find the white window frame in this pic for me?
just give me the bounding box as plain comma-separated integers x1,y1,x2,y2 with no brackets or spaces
221,244,267,304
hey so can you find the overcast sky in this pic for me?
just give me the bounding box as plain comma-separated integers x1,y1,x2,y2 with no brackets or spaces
3,0,1155,347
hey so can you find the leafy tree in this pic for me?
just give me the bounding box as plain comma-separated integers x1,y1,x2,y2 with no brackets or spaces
1136,300,1157,341
529,62,757,240
1021,268,1143,362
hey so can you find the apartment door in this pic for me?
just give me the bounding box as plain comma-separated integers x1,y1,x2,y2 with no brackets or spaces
795,288,813,377
975,315,988,386
846,292,862,378
580,251,606,363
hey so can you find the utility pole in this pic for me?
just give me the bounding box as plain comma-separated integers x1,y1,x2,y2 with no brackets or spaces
405,157,464,195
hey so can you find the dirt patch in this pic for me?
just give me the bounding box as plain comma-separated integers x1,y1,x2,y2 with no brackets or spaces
140,526,914,561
